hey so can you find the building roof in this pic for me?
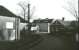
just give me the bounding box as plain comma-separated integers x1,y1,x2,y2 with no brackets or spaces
0,5,17,17
57,20,71,27
33,18,53,23
0,5,27,23
19,17,28,23
51,19,72,28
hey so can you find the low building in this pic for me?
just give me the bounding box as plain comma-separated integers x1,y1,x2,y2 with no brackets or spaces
33,18,53,33
0,5,26,41
50,19,72,35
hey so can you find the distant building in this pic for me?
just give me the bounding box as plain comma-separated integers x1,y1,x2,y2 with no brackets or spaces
50,19,72,35
32,18,53,33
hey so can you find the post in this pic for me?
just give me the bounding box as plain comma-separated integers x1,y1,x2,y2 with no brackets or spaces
27,3,31,32
15,17,20,40
17,17,20,40
77,0,79,41
78,0,79,33
15,18,17,40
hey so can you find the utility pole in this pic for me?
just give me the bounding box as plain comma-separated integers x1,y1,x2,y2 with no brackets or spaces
27,3,31,32
78,0,79,34
76,0,79,42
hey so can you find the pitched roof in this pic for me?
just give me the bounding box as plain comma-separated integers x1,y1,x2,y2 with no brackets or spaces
0,5,27,23
57,20,71,27
0,5,17,17
19,17,28,23
51,19,72,27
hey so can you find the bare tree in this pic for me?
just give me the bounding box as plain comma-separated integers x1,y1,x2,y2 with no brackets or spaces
62,0,79,42
18,1,28,20
62,0,78,29
18,1,35,32
62,0,78,20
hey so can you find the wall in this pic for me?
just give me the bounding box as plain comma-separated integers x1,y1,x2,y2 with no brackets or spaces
0,16,15,40
37,23,48,33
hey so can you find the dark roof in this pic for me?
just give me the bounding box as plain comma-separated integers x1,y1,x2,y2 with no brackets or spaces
51,19,72,27
0,5,27,23
19,17,28,23
33,19,53,23
0,5,17,17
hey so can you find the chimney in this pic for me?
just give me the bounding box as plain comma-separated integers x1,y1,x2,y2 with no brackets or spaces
62,17,65,21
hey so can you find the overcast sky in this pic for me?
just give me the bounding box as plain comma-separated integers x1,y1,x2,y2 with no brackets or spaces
0,0,78,21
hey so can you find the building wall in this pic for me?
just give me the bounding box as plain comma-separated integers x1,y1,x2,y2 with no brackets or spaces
0,16,15,30
0,16,15,40
36,23,49,33
50,21,65,34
